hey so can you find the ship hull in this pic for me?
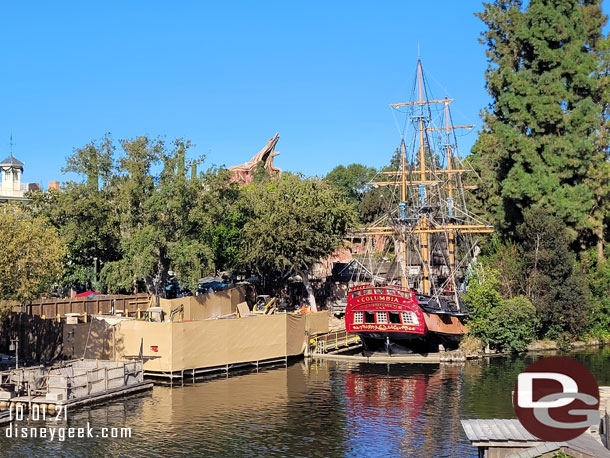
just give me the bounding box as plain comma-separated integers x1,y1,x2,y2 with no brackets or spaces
358,326,464,354
345,285,467,354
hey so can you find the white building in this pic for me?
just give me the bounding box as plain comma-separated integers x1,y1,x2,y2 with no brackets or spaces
0,154,29,202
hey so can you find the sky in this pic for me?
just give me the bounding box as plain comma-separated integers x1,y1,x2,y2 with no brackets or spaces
0,1,606,187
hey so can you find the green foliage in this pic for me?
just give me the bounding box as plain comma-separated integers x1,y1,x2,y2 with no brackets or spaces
471,0,610,253
581,245,610,338
26,138,121,291
239,173,357,306
486,296,538,352
464,265,537,352
518,208,590,337
27,135,360,299
0,209,65,302
240,173,356,277
102,137,211,294
463,264,504,341
325,163,376,203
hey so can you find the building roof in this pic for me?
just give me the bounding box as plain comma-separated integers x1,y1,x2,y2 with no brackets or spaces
0,154,24,168
461,419,610,458
461,419,540,442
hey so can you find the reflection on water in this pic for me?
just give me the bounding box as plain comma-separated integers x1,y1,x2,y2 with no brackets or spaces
0,348,607,457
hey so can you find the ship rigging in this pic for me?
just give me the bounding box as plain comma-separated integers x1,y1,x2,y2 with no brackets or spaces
345,57,493,353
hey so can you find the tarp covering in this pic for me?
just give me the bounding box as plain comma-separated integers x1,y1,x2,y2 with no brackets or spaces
305,311,329,335
75,291,102,298
159,285,246,321
112,312,320,373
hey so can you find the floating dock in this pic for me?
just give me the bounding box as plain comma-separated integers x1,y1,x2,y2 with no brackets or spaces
0,360,153,413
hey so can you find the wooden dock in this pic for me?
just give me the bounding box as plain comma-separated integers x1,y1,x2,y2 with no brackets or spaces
310,351,442,364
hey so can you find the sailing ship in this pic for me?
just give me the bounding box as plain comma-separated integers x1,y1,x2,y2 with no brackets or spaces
344,58,493,354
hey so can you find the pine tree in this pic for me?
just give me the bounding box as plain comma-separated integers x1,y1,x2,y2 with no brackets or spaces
471,0,610,258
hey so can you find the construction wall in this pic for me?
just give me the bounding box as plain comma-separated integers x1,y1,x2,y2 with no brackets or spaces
114,321,172,373
63,319,114,360
158,286,246,321
305,311,329,335
112,312,311,374
0,313,64,363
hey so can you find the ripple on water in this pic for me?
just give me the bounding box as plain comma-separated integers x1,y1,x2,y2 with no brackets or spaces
0,348,607,457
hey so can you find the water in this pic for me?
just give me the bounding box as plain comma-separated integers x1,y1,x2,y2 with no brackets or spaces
0,348,608,457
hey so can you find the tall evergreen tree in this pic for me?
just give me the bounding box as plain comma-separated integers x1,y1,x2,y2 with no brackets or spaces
471,0,609,258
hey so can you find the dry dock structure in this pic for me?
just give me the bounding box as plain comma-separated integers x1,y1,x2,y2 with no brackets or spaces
0,359,152,417
58,287,329,383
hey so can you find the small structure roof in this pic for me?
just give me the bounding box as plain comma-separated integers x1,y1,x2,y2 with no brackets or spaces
0,154,24,168
461,419,610,458
461,419,540,442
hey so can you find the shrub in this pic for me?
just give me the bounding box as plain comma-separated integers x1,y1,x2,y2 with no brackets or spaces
485,296,538,353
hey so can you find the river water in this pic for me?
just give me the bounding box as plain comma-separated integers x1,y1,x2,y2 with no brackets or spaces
0,348,608,457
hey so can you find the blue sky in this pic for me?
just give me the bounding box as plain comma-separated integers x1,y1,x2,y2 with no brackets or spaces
0,1,605,187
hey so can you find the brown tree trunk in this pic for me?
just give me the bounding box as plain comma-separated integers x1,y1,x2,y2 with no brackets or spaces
298,268,317,312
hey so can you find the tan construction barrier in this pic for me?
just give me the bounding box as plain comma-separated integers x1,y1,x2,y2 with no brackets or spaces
158,286,246,321
305,311,329,335
113,311,316,374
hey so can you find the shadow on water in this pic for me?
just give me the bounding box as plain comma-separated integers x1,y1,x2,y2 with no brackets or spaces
0,348,607,457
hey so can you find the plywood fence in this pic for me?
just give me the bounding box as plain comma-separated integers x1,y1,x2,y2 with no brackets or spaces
23,294,152,318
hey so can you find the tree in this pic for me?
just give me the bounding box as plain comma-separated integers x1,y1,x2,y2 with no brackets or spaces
519,208,590,337
0,209,65,302
471,0,610,257
463,264,504,341
196,167,246,273
464,264,537,352
581,245,610,337
26,137,120,291
239,173,357,309
102,137,212,295
486,296,538,352
325,164,376,203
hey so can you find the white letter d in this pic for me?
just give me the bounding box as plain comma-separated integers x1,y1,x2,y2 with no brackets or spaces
518,372,578,408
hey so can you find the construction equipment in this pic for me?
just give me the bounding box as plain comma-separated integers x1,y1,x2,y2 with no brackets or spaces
142,307,164,322
253,295,276,315
168,304,184,322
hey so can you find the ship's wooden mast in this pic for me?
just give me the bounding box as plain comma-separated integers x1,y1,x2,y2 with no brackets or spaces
363,58,493,295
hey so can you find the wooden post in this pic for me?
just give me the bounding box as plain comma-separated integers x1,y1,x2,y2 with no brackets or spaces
83,312,87,323
104,367,108,392
56,313,61,323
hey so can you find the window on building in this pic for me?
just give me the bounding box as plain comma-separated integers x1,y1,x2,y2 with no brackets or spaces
376,312,388,324
353,312,363,324
365,312,375,324
401,312,418,325
351,290,361,298
389,312,401,324
374,288,384,295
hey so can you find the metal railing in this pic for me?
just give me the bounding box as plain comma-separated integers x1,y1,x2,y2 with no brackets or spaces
309,330,360,354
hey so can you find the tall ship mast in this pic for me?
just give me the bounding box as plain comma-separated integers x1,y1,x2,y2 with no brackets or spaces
345,58,493,354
